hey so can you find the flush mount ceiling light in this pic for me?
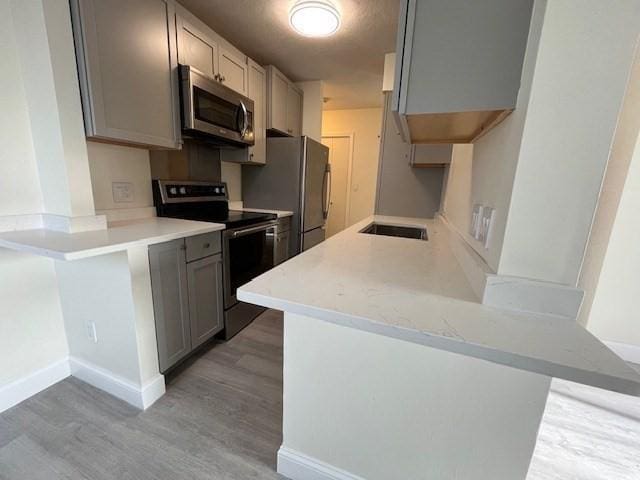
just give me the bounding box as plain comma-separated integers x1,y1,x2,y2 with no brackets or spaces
289,1,341,37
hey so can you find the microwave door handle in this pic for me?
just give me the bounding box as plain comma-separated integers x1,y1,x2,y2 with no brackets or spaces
239,100,248,137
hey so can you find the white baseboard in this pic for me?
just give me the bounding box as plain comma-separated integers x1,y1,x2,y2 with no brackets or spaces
277,447,365,480
0,358,71,413
1,357,165,413
69,357,165,410
605,341,640,365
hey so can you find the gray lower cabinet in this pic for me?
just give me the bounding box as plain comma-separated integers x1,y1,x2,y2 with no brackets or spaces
149,239,191,373
187,254,224,349
275,230,290,265
70,0,180,149
149,234,223,373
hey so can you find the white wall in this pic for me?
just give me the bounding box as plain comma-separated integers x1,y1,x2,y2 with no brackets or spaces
10,0,95,217
579,46,640,348
441,144,474,238
497,0,640,285
296,80,324,142
221,161,242,202
56,252,143,384
442,0,546,271
281,313,550,480
88,142,153,212
587,133,640,348
322,108,383,225
0,0,68,388
442,0,640,287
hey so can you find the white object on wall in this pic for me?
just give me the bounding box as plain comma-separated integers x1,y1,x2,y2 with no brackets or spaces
470,204,484,239
480,206,495,248
112,182,134,203
382,52,396,92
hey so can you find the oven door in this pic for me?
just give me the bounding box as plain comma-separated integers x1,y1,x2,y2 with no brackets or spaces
222,222,276,309
180,65,254,146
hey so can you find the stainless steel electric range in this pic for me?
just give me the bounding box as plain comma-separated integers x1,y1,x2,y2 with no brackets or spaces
153,180,277,339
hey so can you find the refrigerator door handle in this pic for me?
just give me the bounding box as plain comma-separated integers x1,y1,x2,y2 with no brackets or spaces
322,164,332,219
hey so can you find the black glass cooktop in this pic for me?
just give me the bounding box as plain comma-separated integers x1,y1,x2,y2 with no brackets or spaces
220,210,277,228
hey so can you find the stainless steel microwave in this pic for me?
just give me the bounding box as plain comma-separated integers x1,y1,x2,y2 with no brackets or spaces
179,64,254,147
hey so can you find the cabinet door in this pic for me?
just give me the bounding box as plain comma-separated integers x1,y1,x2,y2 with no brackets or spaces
177,17,218,79
275,230,291,265
286,85,303,137
70,0,179,149
149,239,191,373
187,254,224,348
219,47,248,95
411,144,453,166
269,68,289,134
247,59,266,164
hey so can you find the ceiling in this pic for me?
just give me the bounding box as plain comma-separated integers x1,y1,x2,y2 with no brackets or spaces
177,0,400,110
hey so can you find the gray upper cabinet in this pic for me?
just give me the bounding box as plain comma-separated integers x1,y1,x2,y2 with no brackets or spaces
220,58,267,165
176,13,248,96
219,47,248,96
266,65,303,137
392,0,534,144
410,144,452,167
70,0,180,149
177,17,218,78
286,85,303,137
187,254,224,348
149,239,190,373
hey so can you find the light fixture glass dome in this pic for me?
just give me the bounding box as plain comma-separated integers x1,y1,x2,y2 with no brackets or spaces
289,1,341,37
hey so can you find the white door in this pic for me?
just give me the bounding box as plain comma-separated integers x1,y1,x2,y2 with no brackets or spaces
321,136,352,238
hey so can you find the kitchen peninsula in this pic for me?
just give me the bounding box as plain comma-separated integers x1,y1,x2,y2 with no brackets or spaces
238,216,640,480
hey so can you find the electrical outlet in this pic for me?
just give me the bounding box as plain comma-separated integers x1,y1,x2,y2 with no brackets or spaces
86,321,98,343
112,182,134,203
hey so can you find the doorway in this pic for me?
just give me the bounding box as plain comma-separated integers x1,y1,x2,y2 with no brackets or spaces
321,134,354,238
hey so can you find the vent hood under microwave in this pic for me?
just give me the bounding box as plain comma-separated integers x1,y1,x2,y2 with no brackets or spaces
390,0,534,144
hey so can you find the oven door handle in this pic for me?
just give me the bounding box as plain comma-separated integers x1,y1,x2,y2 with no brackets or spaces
227,222,276,239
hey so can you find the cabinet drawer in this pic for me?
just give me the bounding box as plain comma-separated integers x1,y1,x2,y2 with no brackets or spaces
185,232,221,262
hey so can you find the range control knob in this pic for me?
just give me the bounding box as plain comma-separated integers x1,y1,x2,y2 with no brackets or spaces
179,187,187,195
169,187,177,195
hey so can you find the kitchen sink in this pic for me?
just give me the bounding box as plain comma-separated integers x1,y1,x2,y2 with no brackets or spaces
360,223,428,240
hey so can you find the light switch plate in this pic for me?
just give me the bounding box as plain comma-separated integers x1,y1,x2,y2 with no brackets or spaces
480,207,495,249
112,182,134,203
471,204,484,239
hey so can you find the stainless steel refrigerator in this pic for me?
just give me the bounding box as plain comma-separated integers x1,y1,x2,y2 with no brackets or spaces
242,136,331,255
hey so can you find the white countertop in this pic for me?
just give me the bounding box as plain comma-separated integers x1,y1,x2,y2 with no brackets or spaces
240,207,294,218
0,217,224,261
238,215,640,396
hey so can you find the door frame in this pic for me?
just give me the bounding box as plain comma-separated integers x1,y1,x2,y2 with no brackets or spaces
321,133,355,229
